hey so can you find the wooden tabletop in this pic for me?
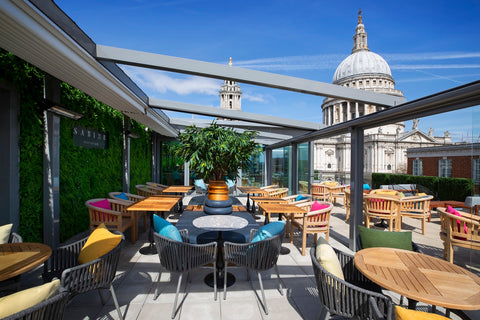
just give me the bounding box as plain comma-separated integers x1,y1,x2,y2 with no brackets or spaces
237,186,268,195
354,247,480,310
161,185,194,194
126,196,180,212
0,242,52,281
250,196,288,203
257,202,307,214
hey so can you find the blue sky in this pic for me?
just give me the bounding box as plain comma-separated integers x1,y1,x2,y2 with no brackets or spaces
56,0,480,142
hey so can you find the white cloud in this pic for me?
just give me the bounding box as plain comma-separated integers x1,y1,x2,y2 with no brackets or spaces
122,66,222,96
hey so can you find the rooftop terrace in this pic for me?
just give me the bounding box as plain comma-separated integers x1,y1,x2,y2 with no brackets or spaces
18,192,480,320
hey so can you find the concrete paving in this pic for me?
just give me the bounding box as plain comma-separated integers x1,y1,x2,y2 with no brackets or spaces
16,192,480,319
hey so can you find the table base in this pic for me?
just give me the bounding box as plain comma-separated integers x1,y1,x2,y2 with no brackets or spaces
139,243,157,255
204,272,236,288
280,246,290,255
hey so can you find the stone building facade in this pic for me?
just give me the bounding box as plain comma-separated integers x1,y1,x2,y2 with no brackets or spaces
315,12,451,183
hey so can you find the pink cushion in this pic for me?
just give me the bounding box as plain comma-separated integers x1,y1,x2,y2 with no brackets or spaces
311,201,330,212
89,199,113,222
446,205,468,236
90,199,112,211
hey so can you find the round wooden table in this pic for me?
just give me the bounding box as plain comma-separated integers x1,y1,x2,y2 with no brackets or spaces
354,247,480,311
0,242,52,281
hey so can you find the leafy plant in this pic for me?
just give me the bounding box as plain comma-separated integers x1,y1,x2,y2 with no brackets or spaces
174,122,261,182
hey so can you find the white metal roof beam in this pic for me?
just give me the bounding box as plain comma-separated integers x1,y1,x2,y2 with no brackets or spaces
149,98,321,131
96,45,406,107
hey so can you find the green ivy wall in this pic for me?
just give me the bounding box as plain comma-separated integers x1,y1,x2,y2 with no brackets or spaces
1,51,152,242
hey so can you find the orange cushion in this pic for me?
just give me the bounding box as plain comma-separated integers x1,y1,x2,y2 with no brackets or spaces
376,190,398,195
395,306,450,319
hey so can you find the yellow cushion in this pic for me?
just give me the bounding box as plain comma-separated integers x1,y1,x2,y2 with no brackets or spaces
376,190,398,195
0,223,12,244
78,223,122,264
324,181,338,186
395,306,450,320
315,237,344,280
416,192,427,196
0,279,60,318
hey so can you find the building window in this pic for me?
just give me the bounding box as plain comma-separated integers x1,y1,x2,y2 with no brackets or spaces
412,159,423,176
438,158,452,177
473,158,480,184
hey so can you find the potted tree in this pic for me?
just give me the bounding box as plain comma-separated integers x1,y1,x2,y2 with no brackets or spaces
175,122,261,213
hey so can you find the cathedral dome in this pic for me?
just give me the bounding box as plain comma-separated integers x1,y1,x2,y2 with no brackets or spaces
333,50,392,83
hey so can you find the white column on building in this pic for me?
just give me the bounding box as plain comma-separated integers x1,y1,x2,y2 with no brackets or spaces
339,102,344,122
355,102,359,118
347,101,351,120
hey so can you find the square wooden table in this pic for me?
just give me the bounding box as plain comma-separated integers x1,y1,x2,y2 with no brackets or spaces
161,185,194,213
354,247,480,311
249,196,288,217
237,186,268,212
127,196,181,255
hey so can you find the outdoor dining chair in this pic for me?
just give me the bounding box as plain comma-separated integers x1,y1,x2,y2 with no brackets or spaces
363,195,400,232
2,291,69,320
311,183,330,202
153,230,217,319
42,229,125,320
135,184,159,197
108,191,147,235
397,195,433,235
310,244,393,320
223,229,284,315
291,201,333,256
85,198,135,243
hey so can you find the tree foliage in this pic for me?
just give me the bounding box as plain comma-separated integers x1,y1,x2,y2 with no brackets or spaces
174,122,261,181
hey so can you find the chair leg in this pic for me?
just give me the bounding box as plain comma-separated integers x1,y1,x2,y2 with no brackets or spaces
223,261,228,300
153,268,163,300
109,284,124,320
302,229,307,256
257,271,268,315
171,273,183,319
274,264,283,295
213,263,217,301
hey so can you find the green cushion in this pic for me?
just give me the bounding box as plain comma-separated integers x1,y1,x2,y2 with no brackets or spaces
358,225,413,251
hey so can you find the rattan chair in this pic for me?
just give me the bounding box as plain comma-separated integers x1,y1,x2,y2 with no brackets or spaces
291,201,333,256
153,230,217,319
310,247,393,320
2,291,69,320
42,232,125,320
369,297,393,320
223,230,284,315
146,182,169,189
85,198,135,243
8,232,22,243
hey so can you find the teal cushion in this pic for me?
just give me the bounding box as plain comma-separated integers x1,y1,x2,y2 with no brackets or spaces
358,225,412,251
296,195,308,202
194,179,207,190
153,215,182,242
226,179,235,188
252,221,285,242
115,192,129,200
363,184,371,190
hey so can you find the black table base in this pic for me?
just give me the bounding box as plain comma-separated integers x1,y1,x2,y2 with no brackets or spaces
204,272,236,288
139,243,157,255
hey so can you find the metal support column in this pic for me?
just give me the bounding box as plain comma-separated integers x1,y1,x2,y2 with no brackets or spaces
309,141,314,194
265,148,272,187
43,75,60,248
291,143,298,194
348,126,364,251
122,116,131,192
